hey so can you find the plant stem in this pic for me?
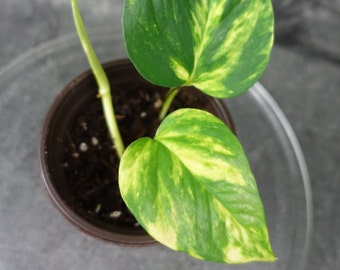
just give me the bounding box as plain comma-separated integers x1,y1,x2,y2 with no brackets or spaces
71,0,125,158
159,86,181,120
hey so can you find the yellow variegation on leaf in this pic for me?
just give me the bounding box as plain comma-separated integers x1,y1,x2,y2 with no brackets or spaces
123,0,274,98
119,109,276,263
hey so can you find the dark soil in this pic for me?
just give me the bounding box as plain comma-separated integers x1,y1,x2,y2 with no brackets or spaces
61,67,232,230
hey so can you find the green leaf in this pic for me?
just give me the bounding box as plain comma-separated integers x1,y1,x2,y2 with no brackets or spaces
119,109,275,263
123,0,274,98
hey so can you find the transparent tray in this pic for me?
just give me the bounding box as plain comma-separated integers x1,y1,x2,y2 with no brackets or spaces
0,30,312,270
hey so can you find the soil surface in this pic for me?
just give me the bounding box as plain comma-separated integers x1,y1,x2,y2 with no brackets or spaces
61,76,230,229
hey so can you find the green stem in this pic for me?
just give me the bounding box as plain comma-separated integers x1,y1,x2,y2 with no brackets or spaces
159,86,181,120
71,0,125,158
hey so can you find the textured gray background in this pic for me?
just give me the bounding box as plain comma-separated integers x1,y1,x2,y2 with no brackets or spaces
0,0,339,269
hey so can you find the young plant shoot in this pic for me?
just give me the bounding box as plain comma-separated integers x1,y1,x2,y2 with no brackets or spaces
71,0,125,158
71,0,275,264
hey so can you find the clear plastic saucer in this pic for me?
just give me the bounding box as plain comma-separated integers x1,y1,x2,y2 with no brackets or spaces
0,29,312,270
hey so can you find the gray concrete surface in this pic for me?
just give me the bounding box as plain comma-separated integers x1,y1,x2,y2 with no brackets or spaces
0,0,339,269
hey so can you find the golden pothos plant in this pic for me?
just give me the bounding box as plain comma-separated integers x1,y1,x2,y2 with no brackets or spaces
71,0,276,264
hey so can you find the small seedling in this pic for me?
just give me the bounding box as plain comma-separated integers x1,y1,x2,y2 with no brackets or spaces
71,0,275,263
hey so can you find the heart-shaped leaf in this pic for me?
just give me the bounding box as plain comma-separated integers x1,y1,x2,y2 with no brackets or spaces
119,109,275,263
123,0,274,98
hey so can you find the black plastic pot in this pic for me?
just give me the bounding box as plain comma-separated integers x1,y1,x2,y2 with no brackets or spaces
40,59,234,245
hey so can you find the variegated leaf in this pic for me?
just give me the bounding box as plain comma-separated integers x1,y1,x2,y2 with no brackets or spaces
119,109,275,263
123,0,274,98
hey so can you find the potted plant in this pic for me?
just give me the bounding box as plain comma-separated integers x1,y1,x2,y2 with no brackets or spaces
41,0,276,264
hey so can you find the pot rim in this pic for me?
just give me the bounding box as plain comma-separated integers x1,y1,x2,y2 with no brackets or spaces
39,59,158,246
39,59,234,246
